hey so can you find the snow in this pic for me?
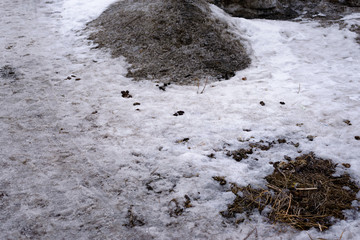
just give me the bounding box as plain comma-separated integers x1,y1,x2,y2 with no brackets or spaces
1,0,360,239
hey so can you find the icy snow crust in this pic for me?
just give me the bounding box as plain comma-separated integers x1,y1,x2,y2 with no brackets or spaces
0,0,359,239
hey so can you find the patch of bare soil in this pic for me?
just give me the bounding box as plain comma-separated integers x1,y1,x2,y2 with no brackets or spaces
217,152,360,231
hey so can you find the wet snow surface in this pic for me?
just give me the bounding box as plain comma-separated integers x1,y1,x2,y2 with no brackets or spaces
1,0,360,239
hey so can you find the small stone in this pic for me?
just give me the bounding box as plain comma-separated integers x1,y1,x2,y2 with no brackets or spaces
280,101,285,105
260,101,265,106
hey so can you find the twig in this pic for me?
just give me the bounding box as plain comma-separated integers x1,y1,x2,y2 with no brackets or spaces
243,227,257,240
286,193,292,215
124,16,142,28
275,167,288,183
150,167,159,175
318,223,323,232
296,187,317,191
307,232,314,240
196,78,200,94
200,77,208,94
266,184,282,192
339,229,346,240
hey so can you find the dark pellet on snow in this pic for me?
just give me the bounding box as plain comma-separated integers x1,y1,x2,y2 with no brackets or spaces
173,111,185,116
121,90,132,98
344,119,352,126
260,101,265,106
307,135,315,141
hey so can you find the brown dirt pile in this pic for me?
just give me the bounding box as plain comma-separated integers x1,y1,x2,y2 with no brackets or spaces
87,0,250,85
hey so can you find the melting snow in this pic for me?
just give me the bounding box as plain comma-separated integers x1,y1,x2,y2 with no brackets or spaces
1,0,359,239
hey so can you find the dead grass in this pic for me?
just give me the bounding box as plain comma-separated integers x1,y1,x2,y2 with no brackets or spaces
220,153,360,231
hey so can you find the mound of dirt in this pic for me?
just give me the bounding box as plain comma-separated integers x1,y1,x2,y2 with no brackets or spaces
219,153,360,231
87,0,250,85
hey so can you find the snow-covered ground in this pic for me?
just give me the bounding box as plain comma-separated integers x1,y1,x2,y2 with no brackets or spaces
1,0,359,239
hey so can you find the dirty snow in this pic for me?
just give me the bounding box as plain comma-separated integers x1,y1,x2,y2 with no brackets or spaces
1,0,360,239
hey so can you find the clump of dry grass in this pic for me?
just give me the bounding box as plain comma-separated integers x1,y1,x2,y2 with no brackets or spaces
220,153,360,231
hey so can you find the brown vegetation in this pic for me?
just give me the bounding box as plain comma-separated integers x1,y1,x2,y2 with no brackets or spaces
219,153,360,231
